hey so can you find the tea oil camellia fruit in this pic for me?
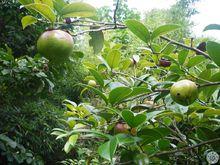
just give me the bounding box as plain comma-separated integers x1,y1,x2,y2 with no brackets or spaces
88,80,97,87
114,123,130,134
159,59,171,67
37,30,74,64
170,79,198,106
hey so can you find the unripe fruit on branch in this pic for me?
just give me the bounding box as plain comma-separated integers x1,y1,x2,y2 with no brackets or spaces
114,123,130,134
88,80,97,87
170,79,198,106
37,30,73,64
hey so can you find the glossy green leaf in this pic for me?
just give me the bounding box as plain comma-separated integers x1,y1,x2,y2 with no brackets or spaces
98,141,111,161
19,0,33,5
178,49,189,65
125,87,151,99
64,134,78,153
151,24,180,39
21,15,38,29
53,0,67,14
78,83,108,104
106,49,121,69
34,0,53,9
25,3,56,23
207,41,220,67
109,87,132,105
204,24,220,31
120,59,132,70
89,30,104,54
186,56,206,68
125,19,150,43
72,51,84,59
138,128,171,144
121,110,146,128
158,139,170,150
61,2,96,18
98,137,118,161
89,68,104,87
162,44,176,55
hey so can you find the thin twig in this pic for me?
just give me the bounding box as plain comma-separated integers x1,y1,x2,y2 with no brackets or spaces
199,82,220,88
150,137,220,157
113,0,120,28
160,36,211,59
72,25,126,36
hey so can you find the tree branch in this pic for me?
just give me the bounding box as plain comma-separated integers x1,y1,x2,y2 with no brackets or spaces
150,137,220,157
72,25,126,36
69,20,210,59
113,0,120,28
160,36,211,59
199,82,220,88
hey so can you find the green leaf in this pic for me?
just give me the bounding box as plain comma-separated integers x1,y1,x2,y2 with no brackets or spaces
116,134,141,145
121,110,146,128
19,0,33,5
162,44,176,55
34,0,53,9
109,137,118,161
125,19,150,43
158,139,170,150
21,15,38,29
64,134,78,153
120,59,132,70
151,24,180,39
186,56,206,68
72,51,84,59
178,49,189,65
98,141,111,161
138,128,171,144
78,83,108,104
108,87,132,105
89,68,104,87
207,41,220,67
125,87,151,99
98,137,118,161
204,109,220,116
61,2,96,18
53,0,67,14
25,3,56,23
106,49,121,69
204,24,220,31
89,30,104,54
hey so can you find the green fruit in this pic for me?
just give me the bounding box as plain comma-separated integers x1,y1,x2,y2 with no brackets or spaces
37,30,73,64
114,123,129,134
88,80,97,87
134,153,149,165
170,79,198,106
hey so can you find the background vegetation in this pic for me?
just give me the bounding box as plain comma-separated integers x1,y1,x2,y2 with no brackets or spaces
1,0,220,164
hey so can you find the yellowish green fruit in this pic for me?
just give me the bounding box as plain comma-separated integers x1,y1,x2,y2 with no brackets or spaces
88,80,97,87
170,79,198,106
37,30,73,64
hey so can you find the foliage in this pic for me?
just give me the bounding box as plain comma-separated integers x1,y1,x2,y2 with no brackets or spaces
144,0,200,39
0,134,43,165
97,0,141,22
0,0,45,57
52,20,220,164
0,48,53,105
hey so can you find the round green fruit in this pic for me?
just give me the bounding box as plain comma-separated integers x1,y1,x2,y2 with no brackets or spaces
37,30,73,64
170,79,198,106
88,80,97,87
